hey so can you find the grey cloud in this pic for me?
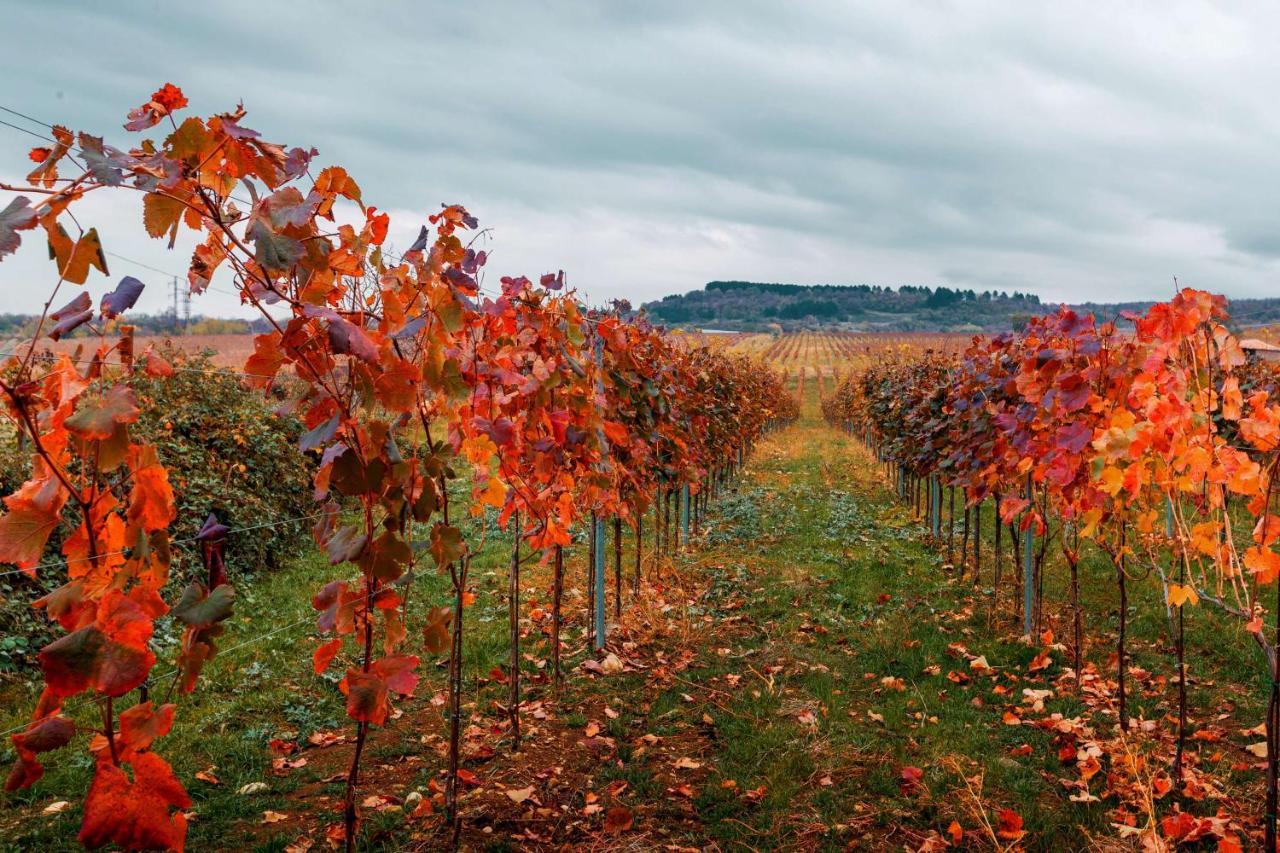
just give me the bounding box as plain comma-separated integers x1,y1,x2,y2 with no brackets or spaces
1,0,1280,316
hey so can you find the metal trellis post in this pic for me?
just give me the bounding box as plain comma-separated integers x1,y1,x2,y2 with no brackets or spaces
1023,472,1034,637
680,484,690,544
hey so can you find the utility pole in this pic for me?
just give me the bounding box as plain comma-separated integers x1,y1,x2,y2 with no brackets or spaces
170,277,181,333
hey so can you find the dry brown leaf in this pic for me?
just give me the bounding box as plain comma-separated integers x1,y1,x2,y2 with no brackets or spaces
505,786,535,804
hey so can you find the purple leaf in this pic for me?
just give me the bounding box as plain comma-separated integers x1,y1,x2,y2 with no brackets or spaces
248,219,303,271
197,513,230,541
219,114,260,140
283,146,318,180
77,134,128,187
392,315,426,340
50,292,92,340
0,196,38,260
321,442,348,468
264,188,318,229
328,318,379,365
100,276,145,319
462,249,486,274
407,226,430,253
299,413,340,452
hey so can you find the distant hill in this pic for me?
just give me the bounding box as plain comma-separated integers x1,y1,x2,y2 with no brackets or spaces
639,281,1280,332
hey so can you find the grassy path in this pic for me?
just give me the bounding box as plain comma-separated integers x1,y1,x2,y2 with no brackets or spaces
515,384,1260,849
576,386,1100,849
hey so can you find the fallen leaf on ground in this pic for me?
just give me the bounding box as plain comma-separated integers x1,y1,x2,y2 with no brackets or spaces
604,806,634,833
505,786,535,803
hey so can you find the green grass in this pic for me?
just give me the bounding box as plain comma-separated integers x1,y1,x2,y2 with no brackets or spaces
0,480,634,851
0,384,1269,851
571,386,1266,849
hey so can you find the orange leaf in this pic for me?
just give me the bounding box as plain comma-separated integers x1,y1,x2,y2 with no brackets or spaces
59,227,108,284
1244,547,1280,584
78,753,190,851
604,806,633,833
313,638,343,675
0,502,60,570
996,808,1025,840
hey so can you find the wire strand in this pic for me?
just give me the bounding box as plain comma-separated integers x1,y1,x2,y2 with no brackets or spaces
0,105,55,130
0,349,277,380
0,612,319,738
0,511,324,580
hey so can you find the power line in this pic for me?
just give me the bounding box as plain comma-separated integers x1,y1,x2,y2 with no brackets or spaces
0,556,423,740
0,104,54,130
0,107,579,316
0,350,277,380
0,611,319,739
0,116,57,144
1,110,636,338
0,510,324,581
102,251,238,298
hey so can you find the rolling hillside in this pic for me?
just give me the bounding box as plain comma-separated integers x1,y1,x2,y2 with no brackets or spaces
641,281,1280,332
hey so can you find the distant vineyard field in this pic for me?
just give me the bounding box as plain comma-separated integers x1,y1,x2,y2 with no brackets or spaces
713,330,970,380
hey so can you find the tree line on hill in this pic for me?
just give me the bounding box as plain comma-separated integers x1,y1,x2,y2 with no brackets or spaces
640,281,1280,332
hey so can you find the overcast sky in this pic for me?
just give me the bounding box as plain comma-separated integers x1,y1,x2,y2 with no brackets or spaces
2,1,1280,318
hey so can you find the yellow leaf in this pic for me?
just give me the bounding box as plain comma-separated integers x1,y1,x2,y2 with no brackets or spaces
1098,466,1123,496
461,434,497,465
1079,508,1102,539
478,477,506,508
1167,583,1199,608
